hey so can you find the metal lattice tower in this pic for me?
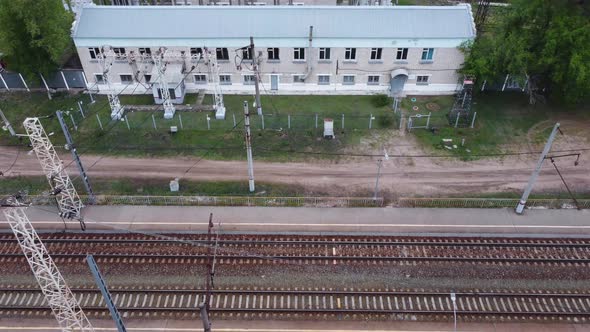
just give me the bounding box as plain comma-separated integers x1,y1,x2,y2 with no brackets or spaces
98,46,125,120
154,48,176,119
448,76,475,127
205,48,226,118
1,195,94,332
23,118,84,220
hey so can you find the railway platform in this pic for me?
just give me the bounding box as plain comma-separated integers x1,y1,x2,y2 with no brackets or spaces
0,205,588,237
0,318,587,332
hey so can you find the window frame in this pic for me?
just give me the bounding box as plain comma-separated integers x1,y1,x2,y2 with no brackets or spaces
292,74,305,83
219,74,232,85
342,75,355,85
139,47,151,56
318,47,331,61
216,48,229,61
243,74,256,85
317,75,330,85
293,48,305,61
144,74,152,83
119,74,133,84
94,74,105,84
190,47,203,59
344,48,356,61
267,48,280,61
421,48,434,61
194,74,207,84
367,75,380,85
89,47,101,60
113,48,126,58
370,48,383,61
242,48,253,61
396,48,408,61
416,75,430,85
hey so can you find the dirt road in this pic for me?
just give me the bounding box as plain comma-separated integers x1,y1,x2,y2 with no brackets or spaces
2,144,588,196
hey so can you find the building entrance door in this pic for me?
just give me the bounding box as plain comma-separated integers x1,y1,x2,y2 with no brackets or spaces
271,75,279,91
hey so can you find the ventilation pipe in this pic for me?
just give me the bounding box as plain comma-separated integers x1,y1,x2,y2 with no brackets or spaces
302,26,313,81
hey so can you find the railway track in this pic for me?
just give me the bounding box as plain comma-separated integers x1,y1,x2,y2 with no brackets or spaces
1,287,589,321
2,233,590,265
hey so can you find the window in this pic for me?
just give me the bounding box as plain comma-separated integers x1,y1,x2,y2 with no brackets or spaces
219,74,232,85
342,75,355,85
139,47,151,56
417,75,429,85
113,48,126,57
120,74,133,84
95,74,105,84
344,48,356,61
144,74,152,83
267,48,279,60
293,48,305,61
319,48,331,60
89,47,101,60
396,48,408,60
191,48,203,58
367,75,380,85
318,75,330,85
243,75,256,85
242,48,252,61
421,48,434,61
194,74,207,84
370,48,382,60
293,75,305,83
216,48,229,61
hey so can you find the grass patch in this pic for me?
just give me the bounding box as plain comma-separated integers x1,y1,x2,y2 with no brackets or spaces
0,92,395,161
404,92,589,160
0,176,324,197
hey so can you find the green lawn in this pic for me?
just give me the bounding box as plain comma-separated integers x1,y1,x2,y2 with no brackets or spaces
0,92,395,161
403,92,589,160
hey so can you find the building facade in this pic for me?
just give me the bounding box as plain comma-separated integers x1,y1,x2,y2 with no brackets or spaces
73,5,476,101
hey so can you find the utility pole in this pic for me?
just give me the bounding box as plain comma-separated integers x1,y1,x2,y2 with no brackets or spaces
249,37,262,115
23,117,85,224
57,111,96,204
0,108,16,136
373,150,389,202
244,101,255,192
1,193,94,332
86,255,126,332
516,123,560,214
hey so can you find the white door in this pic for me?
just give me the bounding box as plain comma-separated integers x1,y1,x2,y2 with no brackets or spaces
271,75,279,91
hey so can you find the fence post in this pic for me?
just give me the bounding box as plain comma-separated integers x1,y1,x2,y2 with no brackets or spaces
18,73,30,92
152,114,157,130
68,112,78,131
77,101,86,118
470,112,477,128
0,73,9,92
261,114,265,130
179,113,183,129
315,114,318,128
342,114,344,129
399,112,403,130
206,115,210,130
124,115,130,130
369,114,373,129
454,112,460,128
39,73,52,100
425,112,431,129
96,114,103,130
232,113,236,127
60,71,70,90
288,114,291,129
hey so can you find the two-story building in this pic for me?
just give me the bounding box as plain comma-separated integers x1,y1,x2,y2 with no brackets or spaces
73,5,476,103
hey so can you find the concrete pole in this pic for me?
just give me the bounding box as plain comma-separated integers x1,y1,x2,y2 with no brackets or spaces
250,37,262,116
124,115,130,130
244,101,255,192
39,73,52,100
516,123,560,214
18,73,30,92
470,112,477,128
77,101,86,118
96,114,104,130
288,114,291,129
68,112,78,131
152,114,157,130
342,114,344,129
179,114,183,130
61,71,70,90
0,72,10,91
373,158,383,201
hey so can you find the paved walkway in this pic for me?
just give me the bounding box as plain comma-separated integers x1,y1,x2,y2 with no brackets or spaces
0,318,587,332
1,205,588,237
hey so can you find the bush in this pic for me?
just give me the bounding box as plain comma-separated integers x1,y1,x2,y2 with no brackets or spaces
377,114,394,127
371,94,391,107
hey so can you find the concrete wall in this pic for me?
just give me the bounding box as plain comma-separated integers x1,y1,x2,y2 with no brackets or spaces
79,45,464,96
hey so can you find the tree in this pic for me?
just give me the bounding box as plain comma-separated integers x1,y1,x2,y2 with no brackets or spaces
461,0,590,105
0,0,73,79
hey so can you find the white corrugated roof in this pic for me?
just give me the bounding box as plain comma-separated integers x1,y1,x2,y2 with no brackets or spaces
74,5,475,47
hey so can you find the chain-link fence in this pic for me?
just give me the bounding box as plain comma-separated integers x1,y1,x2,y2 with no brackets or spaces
398,197,589,209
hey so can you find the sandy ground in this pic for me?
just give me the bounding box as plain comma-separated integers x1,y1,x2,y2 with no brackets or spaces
1,127,588,197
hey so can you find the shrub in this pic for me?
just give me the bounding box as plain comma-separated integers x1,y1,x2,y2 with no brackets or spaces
371,94,391,107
